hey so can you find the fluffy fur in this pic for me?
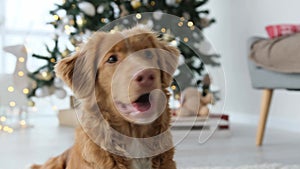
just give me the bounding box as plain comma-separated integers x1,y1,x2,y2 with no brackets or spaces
30,26,179,169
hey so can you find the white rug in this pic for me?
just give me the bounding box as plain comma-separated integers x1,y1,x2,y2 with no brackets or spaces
181,163,300,169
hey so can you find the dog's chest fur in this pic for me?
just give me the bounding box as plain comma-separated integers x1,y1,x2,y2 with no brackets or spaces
131,158,152,169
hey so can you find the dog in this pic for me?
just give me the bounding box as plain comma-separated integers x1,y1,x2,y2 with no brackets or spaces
30,26,179,169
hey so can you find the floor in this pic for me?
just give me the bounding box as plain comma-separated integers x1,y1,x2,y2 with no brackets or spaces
1,115,300,169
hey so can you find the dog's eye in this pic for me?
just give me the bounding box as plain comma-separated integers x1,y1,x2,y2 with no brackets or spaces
145,50,153,59
106,55,118,63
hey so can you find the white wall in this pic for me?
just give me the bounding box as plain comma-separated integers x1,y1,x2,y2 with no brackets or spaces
204,0,300,132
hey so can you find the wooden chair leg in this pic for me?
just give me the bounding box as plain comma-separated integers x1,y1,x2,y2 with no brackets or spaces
256,89,273,146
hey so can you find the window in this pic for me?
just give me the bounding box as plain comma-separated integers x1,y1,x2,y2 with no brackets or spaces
0,0,60,73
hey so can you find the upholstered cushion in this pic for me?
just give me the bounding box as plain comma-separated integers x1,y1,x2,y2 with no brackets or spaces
249,33,300,73
248,37,300,89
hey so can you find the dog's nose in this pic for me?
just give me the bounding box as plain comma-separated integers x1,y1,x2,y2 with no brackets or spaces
134,69,156,87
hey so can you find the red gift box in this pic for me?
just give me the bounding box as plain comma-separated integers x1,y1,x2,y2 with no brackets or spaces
266,24,300,38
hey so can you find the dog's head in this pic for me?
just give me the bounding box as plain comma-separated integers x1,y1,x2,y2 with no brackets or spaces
56,26,179,124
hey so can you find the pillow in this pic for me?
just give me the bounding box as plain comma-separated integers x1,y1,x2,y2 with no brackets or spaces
265,24,300,38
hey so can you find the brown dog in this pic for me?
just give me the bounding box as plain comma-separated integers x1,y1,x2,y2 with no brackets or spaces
30,26,179,169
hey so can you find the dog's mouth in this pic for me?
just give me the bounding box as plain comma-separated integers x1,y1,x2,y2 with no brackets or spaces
131,93,151,112
115,93,152,115
114,90,167,124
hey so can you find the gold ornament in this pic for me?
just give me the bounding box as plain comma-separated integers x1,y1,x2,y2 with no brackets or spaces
50,58,56,63
28,100,35,107
131,0,142,9
62,49,70,58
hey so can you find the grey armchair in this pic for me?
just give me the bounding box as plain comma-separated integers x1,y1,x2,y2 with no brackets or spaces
248,36,300,146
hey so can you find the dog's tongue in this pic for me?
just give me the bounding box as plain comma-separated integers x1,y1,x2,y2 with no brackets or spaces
132,102,151,112
132,93,151,112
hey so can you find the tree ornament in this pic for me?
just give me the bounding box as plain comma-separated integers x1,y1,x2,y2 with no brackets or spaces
27,100,35,107
34,87,45,98
61,48,71,58
165,0,179,7
178,55,185,66
55,88,67,99
78,2,96,16
153,10,163,20
192,32,200,39
192,57,201,68
173,69,180,76
54,78,64,88
198,39,214,55
131,0,142,9
200,18,212,28
182,12,191,21
120,4,129,17
97,5,105,14
122,19,129,24
146,20,154,28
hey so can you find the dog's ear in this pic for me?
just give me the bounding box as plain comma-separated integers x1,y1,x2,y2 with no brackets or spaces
55,50,97,99
55,32,106,99
55,52,79,88
157,42,180,88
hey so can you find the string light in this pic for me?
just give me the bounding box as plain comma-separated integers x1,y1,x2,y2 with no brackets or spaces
178,22,183,27
41,71,48,78
64,25,71,35
28,100,35,107
20,120,26,126
53,15,59,20
52,106,58,111
7,86,14,92
18,57,25,63
170,40,178,46
3,126,9,132
77,18,83,26
150,1,156,6
187,21,194,27
50,58,56,63
183,37,189,42
18,71,24,77
3,126,13,133
0,125,2,130
0,116,6,122
23,88,29,94
101,18,108,23
161,28,166,33
180,17,185,21
7,128,14,133
9,101,16,107
171,85,177,90
190,26,195,30
135,13,142,19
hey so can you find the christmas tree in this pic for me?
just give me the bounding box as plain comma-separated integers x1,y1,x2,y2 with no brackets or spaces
28,0,219,101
